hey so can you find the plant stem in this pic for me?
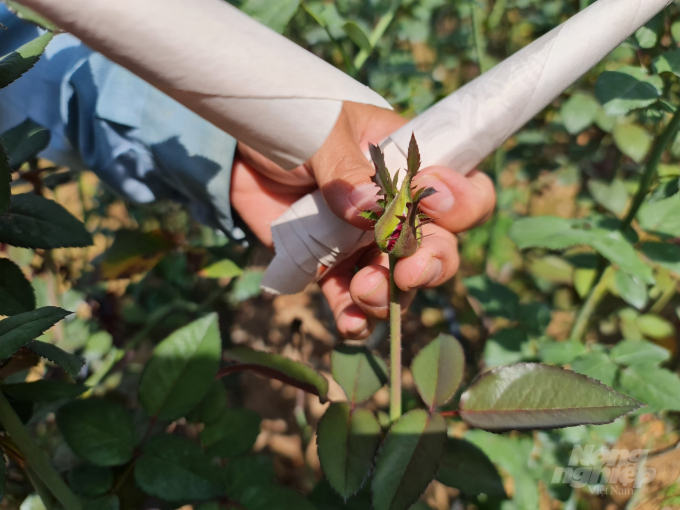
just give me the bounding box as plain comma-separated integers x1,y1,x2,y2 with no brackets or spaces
470,0,489,74
388,255,402,423
0,392,82,510
354,0,402,71
569,266,614,342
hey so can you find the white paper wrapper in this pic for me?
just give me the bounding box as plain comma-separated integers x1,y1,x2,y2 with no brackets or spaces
17,0,392,170
262,0,673,294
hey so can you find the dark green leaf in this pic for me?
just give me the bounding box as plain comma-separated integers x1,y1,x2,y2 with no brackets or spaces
83,495,119,510
4,1,57,30
654,49,680,76
134,434,225,502
223,347,329,401
595,70,661,116
56,399,137,466
570,352,618,387
0,258,35,315
1,380,86,402
612,270,648,310
331,345,387,404
0,32,54,89
436,438,506,497
483,328,529,368
139,313,221,420
372,410,447,510
641,242,680,275
638,195,680,238
411,334,464,410
0,457,4,502
0,193,93,249
459,363,642,431
241,0,300,33
635,14,663,49
0,142,9,215
69,465,114,497
464,276,519,319
223,455,275,500
539,341,587,365
27,341,85,378
343,22,372,52
239,485,317,510
187,380,228,425
317,403,381,499
0,306,70,359
202,408,261,458
2,119,51,168
619,363,680,412
611,339,670,366
309,479,372,510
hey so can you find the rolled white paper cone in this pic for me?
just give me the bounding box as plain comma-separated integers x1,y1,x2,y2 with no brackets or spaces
262,0,672,295
17,0,392,170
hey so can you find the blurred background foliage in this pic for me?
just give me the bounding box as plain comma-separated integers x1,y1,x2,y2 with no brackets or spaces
3,0,680,509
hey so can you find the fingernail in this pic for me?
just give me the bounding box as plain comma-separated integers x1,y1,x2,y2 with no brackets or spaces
349,184,381,212
412,257,443,289
357,277,388,308
416,176,454,213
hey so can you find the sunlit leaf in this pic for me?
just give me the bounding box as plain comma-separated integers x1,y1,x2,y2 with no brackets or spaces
241,0,300,33
200,258,243,279
595,70,661,116
56,399,137,466
612,270,648,310
223,347,329,401
641,242,680,275
436,438,506,497
0,258,35,315
0,306,70,359
411,334,464,410
202,408,261,458
139,313,221,420
619,363,680,412
460,363,642,431
636,314,675,339
587,179,628,216
134,434,225,502
560,94,599,134
539,341,587,365
331,345,387,404
372,410,447,510
613,123,653,163
654,49,680,76
343,22,372,52
570,352,618,387
638,194,680,238
4,1,57,30
317,403,381,499
611,339,670,366
99,229,173,280
0,32,54,89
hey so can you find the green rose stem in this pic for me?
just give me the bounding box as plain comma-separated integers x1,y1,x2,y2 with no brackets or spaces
569,106,680,342
0,392,82,510
388,255,402,422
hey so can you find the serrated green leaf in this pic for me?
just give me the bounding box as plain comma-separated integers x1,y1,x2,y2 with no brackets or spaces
560,94,599,134
202,408,261,458
223,455,275,500
654,49,680,77
224,346,329,401
0,194,93,249
139,313,221,420
587,179,628,216
641,242,680,275
619,363,680,412
411,334,464,410
200,258,243,279
317,403,381,499
372,410,447,510
611,339,670,366
0,306,70,359
1,119,51,168
613,123,653,163
69,465,113,497
595,70,661,116
612,270,648,310
331,345,387,404
539,341,587,365
4,1,57,30
638,194,680,238
56,399,137,466
436,438,506,497
570,352,618,387
1,380,86,402
239,485,317,510
459,364,642,431
0,32,54,89
343,22,372,52
0,258,35,315
0,142,10,215
134,434,225,502
27,341,85,378
636,314,675,339
241,0,300,33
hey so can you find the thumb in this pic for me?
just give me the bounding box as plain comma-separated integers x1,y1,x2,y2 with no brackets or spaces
307,107,381,230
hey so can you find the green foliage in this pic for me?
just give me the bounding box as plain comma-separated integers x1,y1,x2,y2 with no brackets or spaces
411,334,464,410
4,1,57,30
201,408,261,457
0,32,54,88
619,363,680,412
134,434,225,502
317,403,381,499
201,258,244,278
223,455,275,499
56,399,138,466
138,313,221,420
460,364,642,431
0,381,86,402
239,485,317,510
610,339,670,365
0,258,36,315
2,119,51,169
331,345,387,404
68,465,114,497
27,340,86,378
241,0,301,33
436,438,506,497
0,306,70,359
0,143,10,215
372,410,447,510
595,69,661,116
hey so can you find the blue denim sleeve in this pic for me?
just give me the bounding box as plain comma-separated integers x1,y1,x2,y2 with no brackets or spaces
0,6,244,242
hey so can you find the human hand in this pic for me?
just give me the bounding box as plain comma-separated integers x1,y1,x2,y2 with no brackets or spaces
231,102,496,339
